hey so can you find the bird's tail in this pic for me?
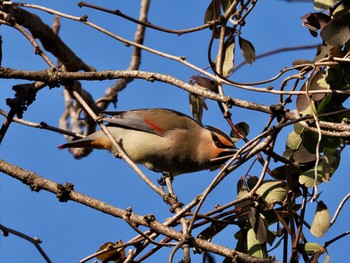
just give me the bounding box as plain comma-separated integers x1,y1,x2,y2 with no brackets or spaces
57,138,93,150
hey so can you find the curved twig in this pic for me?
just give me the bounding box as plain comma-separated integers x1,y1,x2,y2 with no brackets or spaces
78,1,213,35
232,44,318,73
330,192,350,226
0,108,84,138
0,223,52,263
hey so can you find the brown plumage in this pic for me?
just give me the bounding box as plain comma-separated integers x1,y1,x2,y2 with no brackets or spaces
59,108,236,176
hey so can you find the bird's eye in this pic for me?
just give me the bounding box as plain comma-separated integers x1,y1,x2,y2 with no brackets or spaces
212,133,225,148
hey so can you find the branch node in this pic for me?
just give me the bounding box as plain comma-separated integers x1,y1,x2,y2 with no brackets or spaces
34,45,42,55
125,207,133,217
269,104,286,121
33,237,43,244
39,121,48,129
4,14,15,25
56,182,74,202
226,97,235,108
147,74,156,82
2,228,9,237
25,172,41,192
170,200,184,213
79,15,88,22
143,214,156,225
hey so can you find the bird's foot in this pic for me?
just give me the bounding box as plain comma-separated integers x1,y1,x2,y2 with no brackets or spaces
157,172,173,186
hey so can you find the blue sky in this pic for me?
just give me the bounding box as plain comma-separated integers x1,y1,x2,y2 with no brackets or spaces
0,1,349,262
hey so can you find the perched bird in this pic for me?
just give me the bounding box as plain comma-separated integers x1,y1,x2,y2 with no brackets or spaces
58,108,236,176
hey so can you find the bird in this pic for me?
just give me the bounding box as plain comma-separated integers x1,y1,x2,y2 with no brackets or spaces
58,108,236,177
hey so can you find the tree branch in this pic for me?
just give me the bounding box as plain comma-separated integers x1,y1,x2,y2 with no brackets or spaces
0,159,281,262
0,223,52,263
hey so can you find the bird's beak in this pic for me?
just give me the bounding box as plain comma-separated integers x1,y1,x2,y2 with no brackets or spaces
210,148,238,163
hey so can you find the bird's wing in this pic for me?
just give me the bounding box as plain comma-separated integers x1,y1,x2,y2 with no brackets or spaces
102,110,165,136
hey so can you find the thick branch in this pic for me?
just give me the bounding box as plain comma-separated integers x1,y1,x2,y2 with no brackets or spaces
0,159,280,262
0,68,272,114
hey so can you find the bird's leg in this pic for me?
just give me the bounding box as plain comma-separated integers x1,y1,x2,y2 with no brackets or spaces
157,172,173,187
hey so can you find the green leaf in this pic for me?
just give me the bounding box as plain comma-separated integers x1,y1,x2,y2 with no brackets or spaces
204,0,221,24
271,165,288,181
223,39,235,77
230,122,249,142
247,176,259,190
296,82,318,114
310,201,330,238
221,0,234,12
296,71,328,113
299,165,323,187
301,12,331,37
294,122,305,135
234,229,247,253
266,230,277,246
212,26,234,39
236,178,251,219
238,36,256,65
322,147,340,182
97,241,126,263
197,215,237,241
189,93,207,124
311,71,329,101
314,0,337,10
309,246,327,263
293,148,317,164
320,12,350,46
191,76,218,92
286,131,302,150
314,44,343,63
247,228,267,258
256,181,287,204
236,178,248,198
302,242,323,255
248,207,267,244
299,147,339,187
326,63,350,89
189,76,217,124
292,59,314,67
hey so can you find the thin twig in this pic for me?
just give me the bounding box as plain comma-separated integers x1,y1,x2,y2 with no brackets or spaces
330,192,350,226
0,224,52,263
95,0,150,111
78,1,213,35
232,44,318,73
71,90,167,198
0,12,57,68
324,230,350,248
0,108,84,138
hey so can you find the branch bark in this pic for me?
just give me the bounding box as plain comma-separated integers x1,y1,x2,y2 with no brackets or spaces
0,159,281,263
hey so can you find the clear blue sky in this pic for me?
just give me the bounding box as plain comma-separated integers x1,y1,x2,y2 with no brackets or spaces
1,1,349,262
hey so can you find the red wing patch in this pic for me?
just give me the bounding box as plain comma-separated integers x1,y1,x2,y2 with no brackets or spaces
144,119,165,134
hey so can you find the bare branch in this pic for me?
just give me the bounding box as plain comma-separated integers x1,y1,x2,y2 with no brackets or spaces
95,0,150,111
0,107,84,138
0,159,281,262
330,192,350,226
1,3,94,72
78,1,213,35
0,223,52,263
